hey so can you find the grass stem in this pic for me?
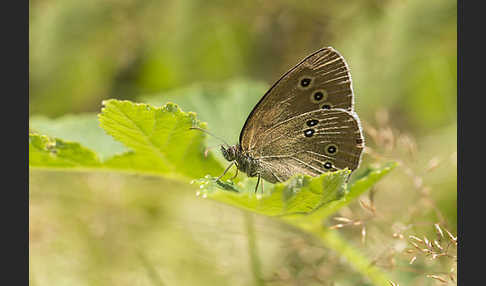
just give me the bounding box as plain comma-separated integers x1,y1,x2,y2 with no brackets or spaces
245,212,265,286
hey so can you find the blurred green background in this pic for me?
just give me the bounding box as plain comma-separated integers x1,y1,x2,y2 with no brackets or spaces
30,0,457,285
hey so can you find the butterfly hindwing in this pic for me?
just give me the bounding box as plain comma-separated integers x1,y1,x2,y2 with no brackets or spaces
240,47,354,150
251,109,364,183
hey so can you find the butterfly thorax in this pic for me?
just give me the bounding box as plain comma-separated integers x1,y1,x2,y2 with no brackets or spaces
221,145,260,177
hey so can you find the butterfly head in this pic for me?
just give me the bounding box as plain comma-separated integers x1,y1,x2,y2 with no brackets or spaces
221,145,240,162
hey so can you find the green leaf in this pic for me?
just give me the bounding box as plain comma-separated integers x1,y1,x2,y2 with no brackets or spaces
140,80,269,152
30,100,226,180
192,163,396,220
29,113,127,160
288,162,397,229
29,132,101,167
98,99,224,179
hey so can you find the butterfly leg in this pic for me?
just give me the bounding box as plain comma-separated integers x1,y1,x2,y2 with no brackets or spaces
230,163,239,180
254,175,261,193
217,161,235,181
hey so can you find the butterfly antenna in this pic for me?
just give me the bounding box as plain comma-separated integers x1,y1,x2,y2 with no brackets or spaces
189,127,230,147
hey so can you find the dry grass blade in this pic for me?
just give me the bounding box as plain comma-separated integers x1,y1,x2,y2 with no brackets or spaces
426,274,448,283
410,241,420,250
421,248,433,255
329,224,345,230
388,280,400,286
433,240,443,251
333,217,352,223
409,235,423,243
434,224,444,238
444,228,457,244
409,256,417,265
423,236,432,248
359,199,376,215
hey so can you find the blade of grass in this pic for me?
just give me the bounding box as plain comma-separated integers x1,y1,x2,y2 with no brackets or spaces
245,212,265,286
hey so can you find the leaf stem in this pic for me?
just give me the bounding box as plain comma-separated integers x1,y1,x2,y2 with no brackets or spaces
244,212,265,286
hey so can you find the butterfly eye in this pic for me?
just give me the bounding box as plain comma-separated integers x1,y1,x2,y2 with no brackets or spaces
325,144,338,155
306,119,319,127
299,77,312,88
303,129,315,137
323,161,333,169
321,103,332,110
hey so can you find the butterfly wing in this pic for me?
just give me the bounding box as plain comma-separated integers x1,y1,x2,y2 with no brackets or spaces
240,47,355,151
251,109,364,183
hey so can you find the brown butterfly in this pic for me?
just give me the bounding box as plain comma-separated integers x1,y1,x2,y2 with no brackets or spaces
219,47,364,192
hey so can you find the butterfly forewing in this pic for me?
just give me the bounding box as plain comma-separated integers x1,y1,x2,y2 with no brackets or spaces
240,47,354,151
251,109,364,183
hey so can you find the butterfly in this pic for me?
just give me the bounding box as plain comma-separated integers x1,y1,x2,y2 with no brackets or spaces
218,47,364,192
